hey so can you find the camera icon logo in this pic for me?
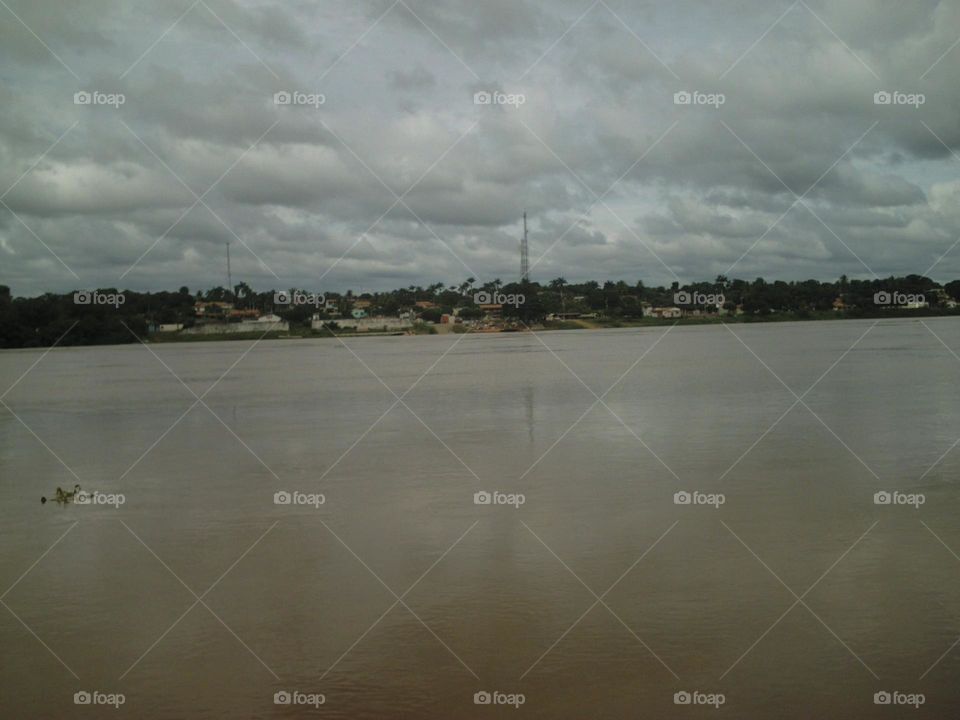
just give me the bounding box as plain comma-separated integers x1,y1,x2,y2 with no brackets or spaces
274,491,292,505
474,691,492,705
74,290,92,304
874,691,891,704
873,291,891,305
474,491,492,505
274,290,291,305
473,91,492,105
874,91,892,105
874,491,891,505
474,291,492,304
74,91,92,105
674,91,692,105
674,491,692,505
674,691,691,704
274,690,292,705
674,291,691,305
75,490,91,505
74,691,92,705
274,91,292,105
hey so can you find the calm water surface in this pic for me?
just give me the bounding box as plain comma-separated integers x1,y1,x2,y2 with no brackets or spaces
2,318,960,718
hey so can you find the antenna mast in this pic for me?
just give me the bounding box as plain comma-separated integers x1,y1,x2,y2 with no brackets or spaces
521,211,529,282
226,242,233,296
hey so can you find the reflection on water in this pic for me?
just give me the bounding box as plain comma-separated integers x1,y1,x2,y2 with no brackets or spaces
2,318,960,718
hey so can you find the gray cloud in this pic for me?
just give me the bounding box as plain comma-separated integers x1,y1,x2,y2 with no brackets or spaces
2,0,960,296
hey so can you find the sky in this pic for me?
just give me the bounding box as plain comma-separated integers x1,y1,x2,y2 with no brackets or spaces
1,0,959,296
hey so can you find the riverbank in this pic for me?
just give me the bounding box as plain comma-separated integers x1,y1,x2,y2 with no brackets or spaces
3,309,957,350
144,308,958,344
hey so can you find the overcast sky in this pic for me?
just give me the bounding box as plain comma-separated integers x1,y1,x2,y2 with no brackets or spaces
1,0,959,296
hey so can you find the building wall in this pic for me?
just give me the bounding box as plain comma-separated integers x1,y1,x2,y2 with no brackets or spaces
312,316,412,332
182,320,289,335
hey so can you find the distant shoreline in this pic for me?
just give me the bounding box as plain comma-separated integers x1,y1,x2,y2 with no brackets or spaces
2,310,952,352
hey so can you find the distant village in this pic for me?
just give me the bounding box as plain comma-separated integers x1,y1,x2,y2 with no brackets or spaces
154,293,526,336
2,273,958,348
145,273,959,339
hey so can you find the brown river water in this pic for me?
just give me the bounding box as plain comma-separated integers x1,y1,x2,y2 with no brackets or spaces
2,318,960,717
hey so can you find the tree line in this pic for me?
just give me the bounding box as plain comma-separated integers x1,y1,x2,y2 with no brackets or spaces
1,274,958,348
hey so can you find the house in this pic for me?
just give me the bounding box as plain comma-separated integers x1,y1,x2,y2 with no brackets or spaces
158,323,184,332
352,298,373,309
832,296,846,311
478,303,503,319
351,308,368,319
195,301,233,317
414,300,437,309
